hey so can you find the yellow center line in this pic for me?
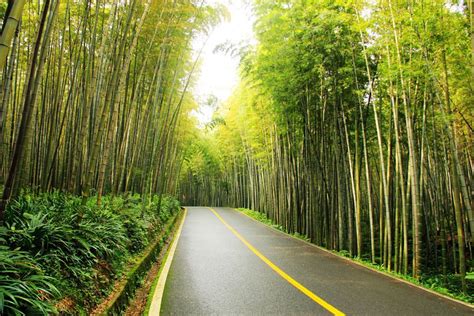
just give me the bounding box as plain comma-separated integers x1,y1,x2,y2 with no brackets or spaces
208,207,345,316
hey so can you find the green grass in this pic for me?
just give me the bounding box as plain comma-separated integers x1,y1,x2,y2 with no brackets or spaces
343,255,474,304
238,208,310,242
236,207,473,305
238,208,279,228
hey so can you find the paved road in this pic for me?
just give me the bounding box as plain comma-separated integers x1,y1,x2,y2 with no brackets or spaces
160,207,473,315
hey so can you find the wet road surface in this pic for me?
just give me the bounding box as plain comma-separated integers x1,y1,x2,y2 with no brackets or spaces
160,207,473,315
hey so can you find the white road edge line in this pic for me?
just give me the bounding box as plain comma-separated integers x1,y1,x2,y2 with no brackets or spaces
148,208,187,315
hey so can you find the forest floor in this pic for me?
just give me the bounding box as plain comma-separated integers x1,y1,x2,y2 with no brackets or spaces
159,207,473,315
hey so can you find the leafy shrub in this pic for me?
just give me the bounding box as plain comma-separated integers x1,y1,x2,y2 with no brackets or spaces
0,243,59,315
159,196,180,222
1,191,181,314
119,206,149,254
421,274,474,303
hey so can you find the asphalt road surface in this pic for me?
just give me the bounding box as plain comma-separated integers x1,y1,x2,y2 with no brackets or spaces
160,207,473,315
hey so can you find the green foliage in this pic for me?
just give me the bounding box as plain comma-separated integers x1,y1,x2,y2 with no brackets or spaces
0,192,181,315
421,275,474,304
239,208,274,226
238,208,301,237
0,2,7,22
0,246,59,316
466,272,474,281
347,257,474,304
103,208,181,315
179,132,226,206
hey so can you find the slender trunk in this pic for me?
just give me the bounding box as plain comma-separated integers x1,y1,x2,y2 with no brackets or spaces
0,0,26,72
0,0,57,221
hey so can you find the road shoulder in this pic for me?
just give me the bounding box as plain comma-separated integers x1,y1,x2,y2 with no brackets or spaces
147,208,188,315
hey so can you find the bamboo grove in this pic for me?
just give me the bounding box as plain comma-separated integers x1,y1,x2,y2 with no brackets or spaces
0,0,224,218
179,0,474,293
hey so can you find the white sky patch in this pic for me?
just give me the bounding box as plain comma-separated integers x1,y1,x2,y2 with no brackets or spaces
445,1,465,13
190,0,256,128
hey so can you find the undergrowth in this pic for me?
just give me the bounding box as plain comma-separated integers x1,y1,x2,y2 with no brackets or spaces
0,191,180,315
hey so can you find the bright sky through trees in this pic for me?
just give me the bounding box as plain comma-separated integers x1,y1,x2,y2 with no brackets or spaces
191,0,255,127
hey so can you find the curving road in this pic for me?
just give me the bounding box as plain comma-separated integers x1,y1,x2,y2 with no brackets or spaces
159,207,473,315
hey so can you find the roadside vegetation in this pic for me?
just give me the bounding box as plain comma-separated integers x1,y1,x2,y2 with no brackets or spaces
0,191,180,314
180,0,474,300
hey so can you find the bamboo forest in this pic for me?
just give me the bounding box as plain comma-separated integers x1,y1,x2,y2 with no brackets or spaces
0,0,473,315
